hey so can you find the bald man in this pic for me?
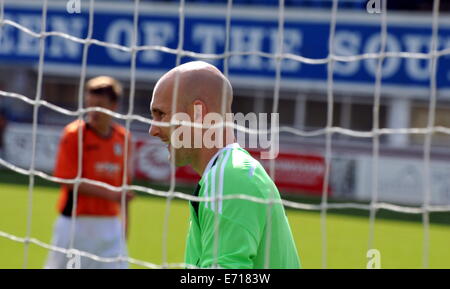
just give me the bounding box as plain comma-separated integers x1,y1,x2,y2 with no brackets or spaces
149,61,301,269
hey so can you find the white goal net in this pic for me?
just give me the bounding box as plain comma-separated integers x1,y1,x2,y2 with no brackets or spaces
1,0,450,269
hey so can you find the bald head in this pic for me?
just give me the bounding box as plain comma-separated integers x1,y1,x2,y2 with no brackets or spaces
153,61,233,114
150,61,236,172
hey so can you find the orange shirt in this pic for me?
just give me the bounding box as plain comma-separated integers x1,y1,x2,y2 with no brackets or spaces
54,120,133,217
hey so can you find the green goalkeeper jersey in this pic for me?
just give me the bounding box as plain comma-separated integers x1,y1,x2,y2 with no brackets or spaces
185,143,301,269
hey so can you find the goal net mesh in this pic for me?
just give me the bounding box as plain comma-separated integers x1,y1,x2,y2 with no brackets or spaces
0,0,449,269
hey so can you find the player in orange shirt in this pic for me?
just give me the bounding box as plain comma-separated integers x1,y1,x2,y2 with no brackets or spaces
45,76,134,269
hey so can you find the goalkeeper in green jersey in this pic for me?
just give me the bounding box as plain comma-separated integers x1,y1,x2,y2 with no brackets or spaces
149,61,301,269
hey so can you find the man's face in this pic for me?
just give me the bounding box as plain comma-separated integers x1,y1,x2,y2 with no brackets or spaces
85,92,117,127
149,79,193,167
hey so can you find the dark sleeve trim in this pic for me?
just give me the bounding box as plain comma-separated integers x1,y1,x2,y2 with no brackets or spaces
61,189,74,217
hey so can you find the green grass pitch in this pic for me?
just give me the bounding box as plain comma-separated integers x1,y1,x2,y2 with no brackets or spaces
1,178,450,269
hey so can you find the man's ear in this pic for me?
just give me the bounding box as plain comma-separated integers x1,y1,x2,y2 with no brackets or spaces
192,99,207,123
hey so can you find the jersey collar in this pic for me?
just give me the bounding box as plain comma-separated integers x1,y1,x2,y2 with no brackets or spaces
202,143,240,178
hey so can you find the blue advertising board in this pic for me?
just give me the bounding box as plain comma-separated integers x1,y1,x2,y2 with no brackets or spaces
1,1,450,96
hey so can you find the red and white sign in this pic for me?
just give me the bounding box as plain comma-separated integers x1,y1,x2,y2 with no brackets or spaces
134,138,201,185
249,150,330,196
3,124,329,196
134,137,329,196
